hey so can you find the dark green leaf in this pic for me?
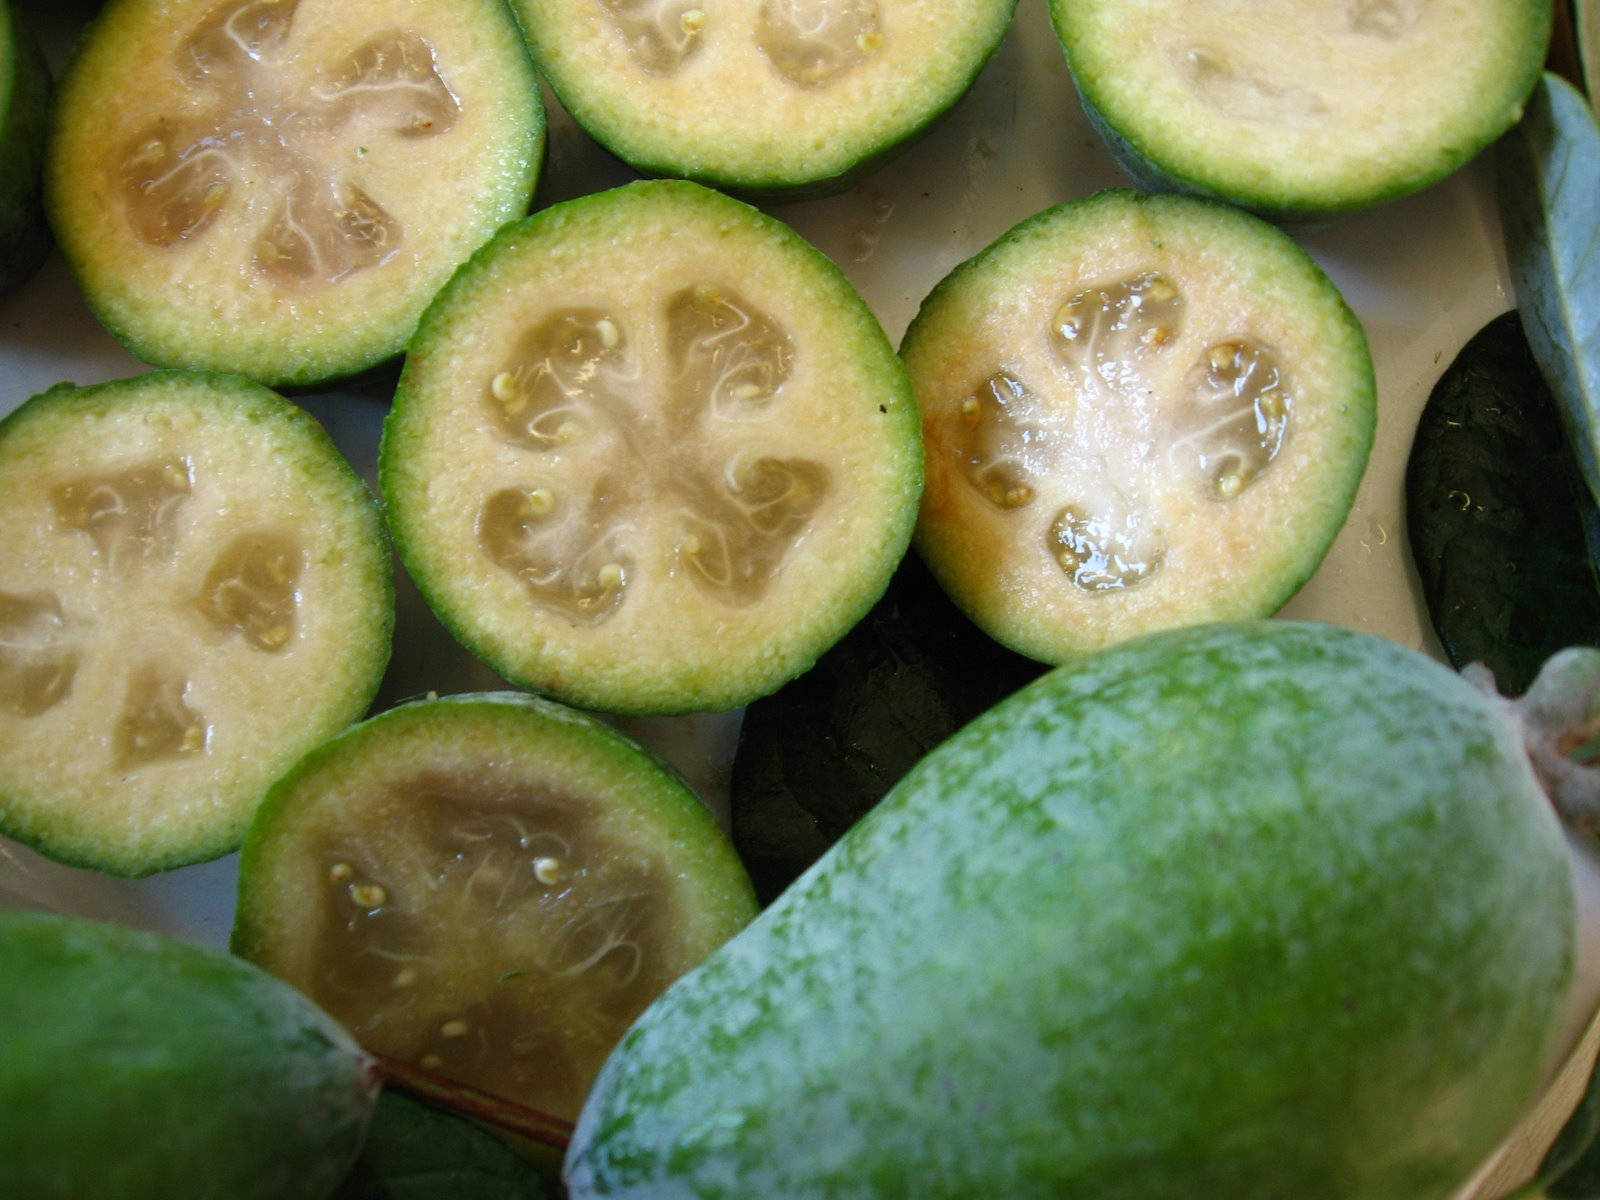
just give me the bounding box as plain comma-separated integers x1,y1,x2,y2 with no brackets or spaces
335,1090,552,1200
730,552,1044,903
1497,73,1600,507
1405,311,1600,694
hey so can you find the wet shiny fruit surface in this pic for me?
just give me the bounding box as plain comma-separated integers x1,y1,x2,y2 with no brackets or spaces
0,371,391,876
381,179,923,715
232,691,757,1124
45,0,543,386
902,189,1374,662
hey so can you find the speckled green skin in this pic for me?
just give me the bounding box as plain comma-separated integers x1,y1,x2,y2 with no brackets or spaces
0,1,50,293
566,621,1575,1200
0,909,377,1200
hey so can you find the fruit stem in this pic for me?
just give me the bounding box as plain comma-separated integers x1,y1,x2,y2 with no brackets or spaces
1471,647,1600,833
369,1051,574,1152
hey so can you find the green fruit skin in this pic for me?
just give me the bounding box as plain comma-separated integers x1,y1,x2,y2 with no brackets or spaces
0,0,50,293
566,621,1575,1200
0,909,378,1200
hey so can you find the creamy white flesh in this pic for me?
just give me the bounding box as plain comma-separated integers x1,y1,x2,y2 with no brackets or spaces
387,184,920,714
49,0,538,381
1057,0,1545,209
0,379,387,871
907,196,1371,661
242,715,752,1122
519,0,1013,186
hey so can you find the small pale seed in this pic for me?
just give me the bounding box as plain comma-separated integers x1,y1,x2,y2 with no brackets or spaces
533,856,562,885
525,487,555,517
393,967,419,988
328,862,354,882
440,1019,470,1039
1217,471,1245,498
681,9,706,33
490,372,519,403
596,318,621,349
350,882,388,908
596,562,624,590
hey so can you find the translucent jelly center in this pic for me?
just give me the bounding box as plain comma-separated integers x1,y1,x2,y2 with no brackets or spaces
308,772,677,1119
478,290,829,620
1170,44,1328,124
600,0,707,73
0,591,78,719
1170,338,1291,499
116,664,210,768
757,0,882,88
51,458,193,575
196,529,305,650
118,0,459,286
951,270,1294,595
1048,498,1165,591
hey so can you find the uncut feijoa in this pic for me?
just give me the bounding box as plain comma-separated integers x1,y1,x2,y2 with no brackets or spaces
902,189,1373,663
382,179,922,715
46,0,543,387
0,909,378,1200
0,0,49,294
0,371,392,876
233,691,758,1125
567,622,1576,1199
1051,0,1552,220
514,0,1017,196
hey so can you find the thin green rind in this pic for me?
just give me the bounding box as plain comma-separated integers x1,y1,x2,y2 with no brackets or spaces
900,189,1375,665
567,621,1575,1200
233,690,758,965
44,0,545,390
514,2,1018,199
1052,0,1552,222
0,909,377,1200
0,370,395,877
383,179,923,716
0,0,50,293
1498,74,1600,513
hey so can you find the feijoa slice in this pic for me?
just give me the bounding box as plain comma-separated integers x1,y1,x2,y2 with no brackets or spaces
382,179,923,715
232,691,758,1125
1051,0,1552,220
513,0,1017,196
46,0,544,387
0,1,49,294
901,189,1374,663
0,371,392,875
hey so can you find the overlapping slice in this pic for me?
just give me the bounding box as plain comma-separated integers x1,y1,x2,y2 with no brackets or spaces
232,692,758,1125
47,0,543,386
902,189,1374,662
514,0,1017,194
382,179,923,715
0,372,392,875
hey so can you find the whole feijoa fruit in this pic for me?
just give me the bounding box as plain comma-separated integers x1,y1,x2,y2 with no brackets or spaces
233,691,758,1126
902,189,1373,663
46,0,544,386
381,179,922,715
0,371,392,876
567,621,1581,1200
0,908,378,1200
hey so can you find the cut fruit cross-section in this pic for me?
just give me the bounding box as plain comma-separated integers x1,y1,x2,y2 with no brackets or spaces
901,189,1374,663
232,692,758,1126
382,179,923,715
514,0,1017,196
0,372,392,876
46,0,544,387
